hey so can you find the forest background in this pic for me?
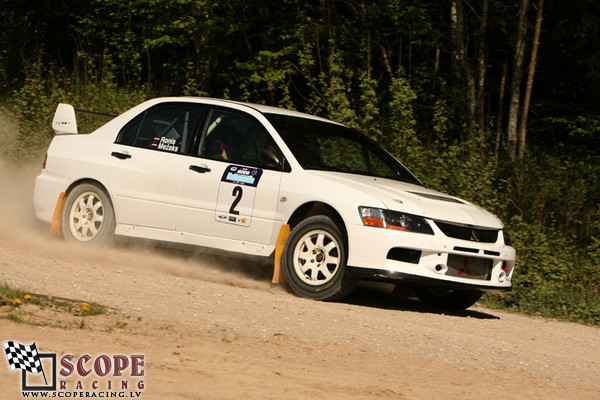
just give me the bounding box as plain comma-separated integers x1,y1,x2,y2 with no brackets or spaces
1,0,599,324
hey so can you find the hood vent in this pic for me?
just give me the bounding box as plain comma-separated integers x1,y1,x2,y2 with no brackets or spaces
408,191,464,204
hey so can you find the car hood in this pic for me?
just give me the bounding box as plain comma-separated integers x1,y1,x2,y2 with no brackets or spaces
309,171,504,229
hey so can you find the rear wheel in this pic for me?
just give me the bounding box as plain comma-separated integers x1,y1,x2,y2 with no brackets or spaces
61,183,115,244
413,286,482,311
282,215,358,301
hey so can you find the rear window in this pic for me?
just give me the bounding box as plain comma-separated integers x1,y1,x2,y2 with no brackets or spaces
116,103,205,154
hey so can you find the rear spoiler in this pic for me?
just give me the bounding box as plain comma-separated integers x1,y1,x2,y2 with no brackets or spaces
52,103,78,135
52,104,117,135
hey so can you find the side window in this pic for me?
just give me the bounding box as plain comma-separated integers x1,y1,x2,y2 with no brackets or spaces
118,115,143,145
116,104,204,154
199,109,283,169
367,148,398,179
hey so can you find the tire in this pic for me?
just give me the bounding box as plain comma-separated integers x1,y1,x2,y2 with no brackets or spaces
282,215,358,301
413,286,482,311
61,183,115,245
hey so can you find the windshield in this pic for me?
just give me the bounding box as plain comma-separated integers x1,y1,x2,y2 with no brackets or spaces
264,113,422,185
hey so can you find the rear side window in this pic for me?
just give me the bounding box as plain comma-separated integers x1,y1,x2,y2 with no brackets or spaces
116,103,205,154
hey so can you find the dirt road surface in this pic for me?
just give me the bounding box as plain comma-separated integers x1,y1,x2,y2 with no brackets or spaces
1,161,599,399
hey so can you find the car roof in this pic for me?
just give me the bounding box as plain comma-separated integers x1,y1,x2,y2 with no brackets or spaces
178,96,339,124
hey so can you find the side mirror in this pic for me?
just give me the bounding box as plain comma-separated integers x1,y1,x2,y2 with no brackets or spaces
52,103,78,135
260,145,283,169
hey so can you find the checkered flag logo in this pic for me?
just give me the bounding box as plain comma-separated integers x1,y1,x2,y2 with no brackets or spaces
3,341,43,374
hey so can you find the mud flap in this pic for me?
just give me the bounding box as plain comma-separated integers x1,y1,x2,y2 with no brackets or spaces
48,192,67,237
272,224,290,284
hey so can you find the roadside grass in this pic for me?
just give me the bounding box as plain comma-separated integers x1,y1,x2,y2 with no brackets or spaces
481,283,600,326
0,282,111,330
1,283,106,315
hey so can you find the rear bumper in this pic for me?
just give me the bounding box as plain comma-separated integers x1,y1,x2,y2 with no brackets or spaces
33,171,71,223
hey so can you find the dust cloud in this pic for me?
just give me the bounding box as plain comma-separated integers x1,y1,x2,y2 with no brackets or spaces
0,109,279,294
0,110,44,229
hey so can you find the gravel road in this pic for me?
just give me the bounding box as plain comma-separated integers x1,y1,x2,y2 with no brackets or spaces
1,226,599,399
1,160,599,399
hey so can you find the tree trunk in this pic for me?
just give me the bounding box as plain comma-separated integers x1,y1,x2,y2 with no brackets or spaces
451,0,477,136
518,0,544,160
432,40,440,92
450,1,461,82
408,27,413,83
476,0,489,142
380,44,394,79
495,61,508,163
398,34,403,75
507,0,530,161
361,1,372,79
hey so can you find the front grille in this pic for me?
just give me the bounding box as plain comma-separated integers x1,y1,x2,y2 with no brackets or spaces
435,221,499,243
446,255,492,280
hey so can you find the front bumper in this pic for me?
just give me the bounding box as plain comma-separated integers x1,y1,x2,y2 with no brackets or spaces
346,222,516,291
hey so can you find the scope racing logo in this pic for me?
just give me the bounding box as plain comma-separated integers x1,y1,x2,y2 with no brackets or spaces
3,340,145,398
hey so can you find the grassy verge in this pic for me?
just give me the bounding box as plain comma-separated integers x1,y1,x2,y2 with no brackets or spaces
0,283,124,330
1,283,105,316
482,284,600,326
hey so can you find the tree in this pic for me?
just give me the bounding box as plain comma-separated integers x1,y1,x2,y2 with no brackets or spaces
518,0,544,159
507,0,530,161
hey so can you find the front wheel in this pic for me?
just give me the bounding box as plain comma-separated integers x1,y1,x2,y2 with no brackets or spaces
282,215,358,301
61,183,115,244
413,286,482,311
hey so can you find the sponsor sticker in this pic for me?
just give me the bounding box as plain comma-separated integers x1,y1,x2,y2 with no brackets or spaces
220,165,263,187
151,136,179,152
214,165,263,226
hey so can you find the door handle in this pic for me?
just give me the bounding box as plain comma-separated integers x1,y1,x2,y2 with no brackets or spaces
189,164,211,173
111,151,132,160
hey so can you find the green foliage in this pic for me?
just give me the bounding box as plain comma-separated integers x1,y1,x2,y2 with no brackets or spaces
508,216,573,285
483,224,600,325
1,0,600,325
483,284,600,325
321,45,358,128
9,63,61,161
385,77,418,145
504,154,600,242
234,48,297,108
7,62,148,164
480,159,600,325
357,72,381,139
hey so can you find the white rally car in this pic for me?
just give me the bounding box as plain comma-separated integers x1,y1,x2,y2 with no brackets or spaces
34,97,515,310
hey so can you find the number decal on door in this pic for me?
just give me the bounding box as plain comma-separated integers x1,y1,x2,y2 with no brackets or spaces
215,165,263,227
229,186,243,215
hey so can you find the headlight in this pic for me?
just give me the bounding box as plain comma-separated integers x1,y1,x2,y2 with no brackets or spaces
359,207,434,235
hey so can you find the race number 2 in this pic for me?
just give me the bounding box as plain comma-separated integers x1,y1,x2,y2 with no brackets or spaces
215,165,263,226
229,186,243,215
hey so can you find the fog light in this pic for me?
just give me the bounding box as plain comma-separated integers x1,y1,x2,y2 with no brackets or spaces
499,271,506,282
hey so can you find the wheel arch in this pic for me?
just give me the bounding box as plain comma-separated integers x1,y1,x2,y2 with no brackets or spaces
66,178,111,199
286,201,348,245
64,178,116,215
